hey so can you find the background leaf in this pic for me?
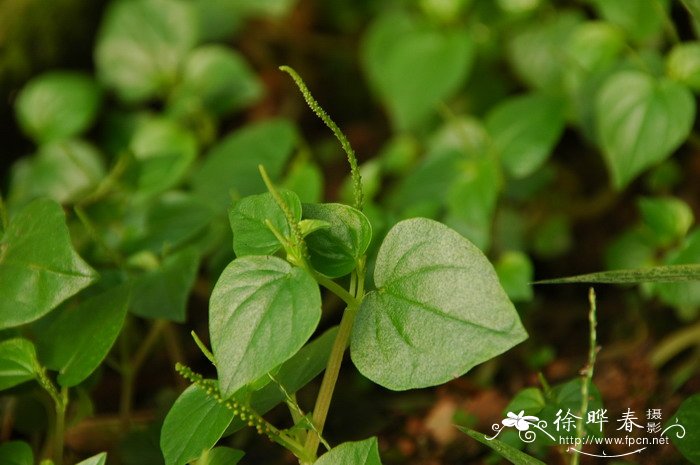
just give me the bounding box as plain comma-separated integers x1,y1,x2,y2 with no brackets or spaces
669,393,700,464
192,119,297,210
95,0,197,103
161,384,234,465
210,255,321,397
314,437,382,465
0,441,34,465
362,10,473,130
35,284,130,387
197,447,244,465
537,264,700,284
75,452,108,465
0,339,38,391
15,72,101,144
459,427,546,465
596,70,695,189
0,198,98,329
351,218,527,390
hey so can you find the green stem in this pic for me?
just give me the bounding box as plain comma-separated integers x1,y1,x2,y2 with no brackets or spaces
571,288,598,465
0,193,8,232
303,267,365,462
650,319,700,367
53,387,68,465
74,205,125,267
308,268,359,307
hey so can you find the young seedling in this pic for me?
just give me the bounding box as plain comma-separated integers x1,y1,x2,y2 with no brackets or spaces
161,67,527,465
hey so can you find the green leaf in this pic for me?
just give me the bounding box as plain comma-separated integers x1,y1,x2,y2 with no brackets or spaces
0,441,34,465
486,92,566,178
596,70,695,189
9,139,105,205
564,21,625,74
682,0,700,18
282,161,324,204
0,339,38,391
655,229,700,320
122,191,216,255
314,437,382,465
0,198,98,329
638,197,694,247
536,264,700,284
161,384,234,465
458,427,546,465
75,452,107,465
667,42,700,92
229,190,302,257
303,203,372,278
210,255,321,397
507,13,582,91
495,251,534,302
669,393,700,464
15,72,101,144
192,119,297,209
130,247,200,322
35,285,130,387
590,0,666,42
362,10,474,130
505,387,546,416
168,45,262,118
128,118,198,196
95,0,197,103
351,218,527,390
197,447,244,465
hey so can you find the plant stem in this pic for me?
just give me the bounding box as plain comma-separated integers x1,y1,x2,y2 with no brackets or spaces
650,319,700,368
571,288,598,465
53,387,68,465
120,319,167,431
303,267,365,462
0,193,8,232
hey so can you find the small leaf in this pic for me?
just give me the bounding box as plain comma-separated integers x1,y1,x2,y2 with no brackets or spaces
303,203,372,278
362,10,474,130
458,427,546,465
75,452,108,465
95,0,197,103
655,229,700,320
536,264,700,284
192,119,297,209
668,393,700,464
0,198,98,329
667,42,700,91
638,196,694,247
128,118,198,196
210,256,321,397
590,0,667,42
0,441,34,465
168,45,262,118
596,70,695,189
314,437,382,465
486,92,566,178
15,72,101,144
35,284,130,387
351,218,527,390
9,139,105,205
130,247,200,322
161,384,234,465
495,251,534,302
229,190,302,257
0,339,38,391
197,447,244,465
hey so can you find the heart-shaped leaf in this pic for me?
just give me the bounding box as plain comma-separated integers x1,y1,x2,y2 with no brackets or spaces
486,92,565,178
0,198,98,329
669,393,700,464
0,441,33,465
596,70,695,189
351,218,527,390
362,11,473,130
161,384,234,465
95,0,197,103
314,437,382,465
0,338,38,391
303,203,372,278
15,72,101,144
229,190,301,257
35,284,130,387
210,255,321,397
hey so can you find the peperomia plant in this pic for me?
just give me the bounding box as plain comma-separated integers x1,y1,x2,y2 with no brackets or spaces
160,67,528,464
